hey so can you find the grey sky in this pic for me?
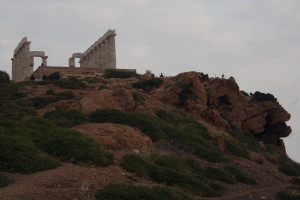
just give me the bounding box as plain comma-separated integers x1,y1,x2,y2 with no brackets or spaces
1,0,299,162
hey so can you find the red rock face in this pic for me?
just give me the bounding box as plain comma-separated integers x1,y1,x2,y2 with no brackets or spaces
152,71,291,150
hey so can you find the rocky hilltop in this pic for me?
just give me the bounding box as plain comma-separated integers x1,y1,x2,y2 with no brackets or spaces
0,70,298,200
30,71,291,150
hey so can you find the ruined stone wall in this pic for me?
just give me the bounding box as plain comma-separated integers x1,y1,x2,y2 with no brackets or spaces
11,37,32,82
12,38,48,82
80,29,116,69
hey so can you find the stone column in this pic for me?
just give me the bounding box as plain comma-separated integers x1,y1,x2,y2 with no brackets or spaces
69,57,75,67
99,42,105,68
42,56,48,66
11,58,15,81
30,56,34,67
106,38,111,68
109,35,116,69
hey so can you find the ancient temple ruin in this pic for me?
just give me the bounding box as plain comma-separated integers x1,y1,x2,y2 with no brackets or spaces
11,30,135,82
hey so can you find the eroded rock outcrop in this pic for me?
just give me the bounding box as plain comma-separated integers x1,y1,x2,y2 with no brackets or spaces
152,71,291,150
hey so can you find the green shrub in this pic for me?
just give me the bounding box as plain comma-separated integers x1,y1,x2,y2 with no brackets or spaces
43,109,87,127
230,130,262,153
251,91,276,102
176,84,194,106
132,92,145,104
104,69,138,79
0,135,60,174
96,184,191,200
291,177,300,185
241,91,249,96
45,72,60,81
120,154,223,197
224,165,256,185
30,96,58,109
0,70,10,84
45,89,55,95
219,112,236,129
90,109,227,162
56,90,75,99
225,138,249,159
132,78,163,91
277,186,300,200
0,115,113,168
51,77,83,89
199,72,209,82
0,173,11,187
33,128,113,166
203,166,235,184
81,77,99,83
279,165,300,176
30,91,75,109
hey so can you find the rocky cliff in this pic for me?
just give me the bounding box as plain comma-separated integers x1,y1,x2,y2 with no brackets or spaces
32,71,291,151
153,72,291,150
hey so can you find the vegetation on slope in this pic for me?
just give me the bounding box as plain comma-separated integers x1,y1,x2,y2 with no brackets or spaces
104,69,138,79
120,154,255,197
89,109,228,162
0,173,11,188
96,184,191,200
132,78,163,91
0,82,113,178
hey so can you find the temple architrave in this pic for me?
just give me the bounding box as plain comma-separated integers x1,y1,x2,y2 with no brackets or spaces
11,30,135,82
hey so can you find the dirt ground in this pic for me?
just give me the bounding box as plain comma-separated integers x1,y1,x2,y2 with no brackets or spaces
0,149,292,200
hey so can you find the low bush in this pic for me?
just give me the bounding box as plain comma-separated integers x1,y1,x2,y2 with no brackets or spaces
279,165,300,176
291,177,300,185
132,78,163,91
121,154,256,197
121,154,223,197
176,84,194,106
81,77,99,83
225,138,249,159
0,135,60,174
43,109,87,127
277,186,300,200
251,91,276,102
0,70,10,84
104,69,138,79
224,165,256,185
30,91,75,109
44,72,60,81
90,109,227,162
132,92,145,104
0,173,11,187
33,128,113,166
96,184,191,200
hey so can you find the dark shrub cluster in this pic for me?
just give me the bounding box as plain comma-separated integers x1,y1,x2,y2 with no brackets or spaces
177,84,194,106
0,135,60,174
0,70,10,84
132,78,163,91
0,173,11,188
251,91,276,102
199,72,209,82
104,69,138,79
96,184,191,200
121,154,255,197
30,91,75,109
43,109,87,127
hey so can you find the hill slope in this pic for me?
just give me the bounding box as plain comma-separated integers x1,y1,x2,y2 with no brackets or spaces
0,71,299,200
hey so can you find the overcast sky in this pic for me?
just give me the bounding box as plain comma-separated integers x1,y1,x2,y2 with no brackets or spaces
1,0,299,162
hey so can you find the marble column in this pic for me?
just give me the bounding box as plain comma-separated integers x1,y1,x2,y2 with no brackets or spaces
109,35,116,69
42,56,48,66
